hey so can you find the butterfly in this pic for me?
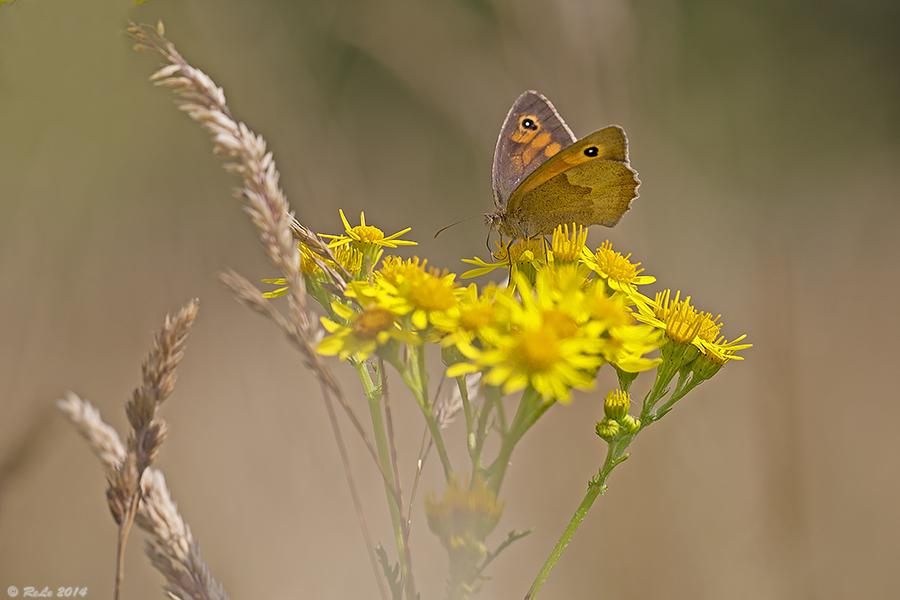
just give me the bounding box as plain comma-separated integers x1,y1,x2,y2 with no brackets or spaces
487,91,640,240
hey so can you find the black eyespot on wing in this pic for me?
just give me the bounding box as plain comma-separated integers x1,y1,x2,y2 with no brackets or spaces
583,146,599,157
520,117,539,131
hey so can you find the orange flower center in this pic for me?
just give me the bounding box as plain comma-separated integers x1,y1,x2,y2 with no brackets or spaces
351,225,385,244
696,314,723,343
596,249,638,283
351,306,395,340
512,330,561,373
459,304,493,331
587,294,631,328
542,309,578,339
663,300,703,344
407,276,455,311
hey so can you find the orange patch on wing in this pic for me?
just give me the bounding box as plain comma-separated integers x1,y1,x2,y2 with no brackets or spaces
510,128,536,143
533,131,552,147
519,131,551,165
521,142,539,165
543,141,562,157
510,114,541,144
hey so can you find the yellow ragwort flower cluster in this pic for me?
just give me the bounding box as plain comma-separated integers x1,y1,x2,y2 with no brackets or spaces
444,265,659,403
314,220,667,402
265,212,749,400
633,289,751,371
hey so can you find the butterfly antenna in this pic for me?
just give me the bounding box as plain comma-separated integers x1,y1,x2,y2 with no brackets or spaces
433,213,487,239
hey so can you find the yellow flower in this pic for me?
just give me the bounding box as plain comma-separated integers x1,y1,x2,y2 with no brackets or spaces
696,316,751,366
634,289,750,369
456,285,499,334
379,255,427,286
576,274,660,373
321,209,417,251
584,288,634,330
581,241,655,306
605,322,663,373
534,263,593,322
424,474,505,562
341,278,410,317
603,389,631,421
378,257,460,331
432,283,503,353
331,244,366,278
448,265,661,403
262,241,368,298
261,243,325,298
449,273,609,403
551,223,588,263
701,335,751,363
461,238,545,279
318,300,418,361
600,389,640,435
318,277,420,361
685,316,750,385
299,243,323,276
494,238,545,264
635,290,702,345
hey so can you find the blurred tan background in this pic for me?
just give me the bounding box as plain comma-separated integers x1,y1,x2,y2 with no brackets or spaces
2,0,899,598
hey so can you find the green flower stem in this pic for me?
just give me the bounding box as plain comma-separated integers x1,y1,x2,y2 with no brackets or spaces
473,529,534,584
487,387,541,496
645,359,678,413
646,341,701,413
525,435,631,600
519,397,553,437
527,360,688,599
353,360,413,598
653,374,695,420
526,490,598,600
471,385,500,476
494,391,509,434
396,346,454,481
456,376,476,458
640,360,686,426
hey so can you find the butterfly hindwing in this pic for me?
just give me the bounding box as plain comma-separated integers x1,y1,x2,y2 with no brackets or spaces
501,126,640,238
506,126,631,202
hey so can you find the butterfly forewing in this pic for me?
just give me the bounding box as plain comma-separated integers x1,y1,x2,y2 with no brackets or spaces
491,91,576,209
507,126,631,201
